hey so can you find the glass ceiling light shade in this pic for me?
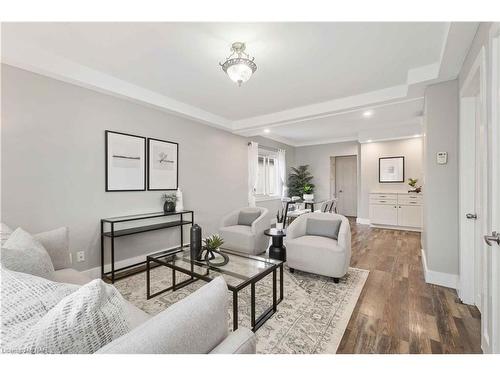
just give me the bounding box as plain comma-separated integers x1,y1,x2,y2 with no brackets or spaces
220,42,257,86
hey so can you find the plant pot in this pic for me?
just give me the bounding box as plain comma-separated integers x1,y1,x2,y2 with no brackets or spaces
163,201,176,213
303,194,314,201
276,222,284,230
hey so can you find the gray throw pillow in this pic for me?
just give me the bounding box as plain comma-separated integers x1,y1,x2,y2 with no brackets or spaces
306,218,342,240
2,228,55,279
238,209,261,226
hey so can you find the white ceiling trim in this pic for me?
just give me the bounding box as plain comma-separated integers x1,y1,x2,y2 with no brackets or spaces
2,41,232,130
1,22,477,146
233,97,424,137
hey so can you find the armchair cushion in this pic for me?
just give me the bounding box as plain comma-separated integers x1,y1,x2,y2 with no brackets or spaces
288,235,340,252
306,218,341,240
237,209,261,226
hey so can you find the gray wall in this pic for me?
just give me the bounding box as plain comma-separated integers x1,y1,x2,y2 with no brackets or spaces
422,79,459,275
1,65,249,271
294,141,359,203
359,137,423,219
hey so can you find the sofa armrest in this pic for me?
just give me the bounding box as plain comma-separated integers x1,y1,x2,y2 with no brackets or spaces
221,210,239,228
209,327,256,354
97,277,229,354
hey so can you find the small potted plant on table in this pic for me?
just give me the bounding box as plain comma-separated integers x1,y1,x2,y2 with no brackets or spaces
162,193,177,213
276,209,285,230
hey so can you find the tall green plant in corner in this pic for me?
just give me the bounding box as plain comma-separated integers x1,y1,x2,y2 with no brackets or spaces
288,165,315,197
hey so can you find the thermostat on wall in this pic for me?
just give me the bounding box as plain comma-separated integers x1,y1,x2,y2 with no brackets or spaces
437,152,448,165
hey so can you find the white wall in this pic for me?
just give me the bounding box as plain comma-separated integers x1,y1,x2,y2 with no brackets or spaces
1,65,250,271
422,79,460,275
359,137,423,220
294,141,359,203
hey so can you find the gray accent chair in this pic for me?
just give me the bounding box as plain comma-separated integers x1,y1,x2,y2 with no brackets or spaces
218,207,269,255
1,223,256,354
285,212,351,282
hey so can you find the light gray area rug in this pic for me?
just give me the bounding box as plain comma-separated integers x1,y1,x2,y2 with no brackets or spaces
115,265,368,354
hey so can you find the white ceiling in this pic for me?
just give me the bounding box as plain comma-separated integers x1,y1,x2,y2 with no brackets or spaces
1,22,479,146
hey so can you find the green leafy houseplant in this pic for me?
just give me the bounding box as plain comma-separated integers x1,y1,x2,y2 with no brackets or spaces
288,165,315,197
203,234,224,252
407,178,422,193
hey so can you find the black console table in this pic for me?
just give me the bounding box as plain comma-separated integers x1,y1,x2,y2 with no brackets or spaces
100,210,194,283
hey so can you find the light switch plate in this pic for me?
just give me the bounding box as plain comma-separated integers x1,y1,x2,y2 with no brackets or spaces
437,152,448,164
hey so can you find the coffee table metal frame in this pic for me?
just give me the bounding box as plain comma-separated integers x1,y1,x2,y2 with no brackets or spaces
146,247,284,332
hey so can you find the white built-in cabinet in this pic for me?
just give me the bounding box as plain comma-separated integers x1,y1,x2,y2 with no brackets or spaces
369,192,423,231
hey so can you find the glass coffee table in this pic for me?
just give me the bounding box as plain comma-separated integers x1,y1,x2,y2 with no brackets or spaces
146,246,284,332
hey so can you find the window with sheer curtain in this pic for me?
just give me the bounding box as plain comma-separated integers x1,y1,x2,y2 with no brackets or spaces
256,151,280,198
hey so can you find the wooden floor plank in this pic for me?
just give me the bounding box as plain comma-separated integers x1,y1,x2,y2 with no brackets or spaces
337,219,482,354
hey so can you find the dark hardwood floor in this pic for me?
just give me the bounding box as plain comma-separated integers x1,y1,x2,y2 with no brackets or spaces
337,219,482,354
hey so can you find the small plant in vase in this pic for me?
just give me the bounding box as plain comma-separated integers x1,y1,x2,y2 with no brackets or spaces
162,193,177,213
408,178,422,193
276,209,285,230
201,234,228,266
303,184,314,201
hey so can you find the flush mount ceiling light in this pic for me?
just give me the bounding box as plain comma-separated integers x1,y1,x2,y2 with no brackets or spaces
220,42,257,87
362,110,374,118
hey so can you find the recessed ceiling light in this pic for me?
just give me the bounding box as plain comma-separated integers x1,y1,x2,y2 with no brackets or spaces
413,134,421,137
362,110,374,118
263,128,270,133
366,139,372,143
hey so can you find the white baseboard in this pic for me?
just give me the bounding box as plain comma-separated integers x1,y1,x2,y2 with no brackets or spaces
421,249,459,289
356,217,370,225
81,243,190,279
370,223,422,232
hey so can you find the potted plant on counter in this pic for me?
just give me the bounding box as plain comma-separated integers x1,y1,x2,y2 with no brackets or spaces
162,193,177,213
408,178,422,193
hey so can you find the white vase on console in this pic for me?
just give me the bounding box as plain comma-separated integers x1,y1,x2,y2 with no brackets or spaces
175,188,184,212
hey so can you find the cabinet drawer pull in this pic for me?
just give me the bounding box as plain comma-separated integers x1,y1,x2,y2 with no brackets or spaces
410,201,417,204
379,200,386,203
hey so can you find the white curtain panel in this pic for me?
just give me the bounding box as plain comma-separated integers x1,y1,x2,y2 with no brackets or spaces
248,142,259,207
277,149,287,198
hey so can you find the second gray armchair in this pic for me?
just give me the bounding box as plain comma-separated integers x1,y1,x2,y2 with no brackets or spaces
219,207,269,255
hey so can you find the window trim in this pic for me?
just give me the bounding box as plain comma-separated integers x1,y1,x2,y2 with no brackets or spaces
255,149,280,198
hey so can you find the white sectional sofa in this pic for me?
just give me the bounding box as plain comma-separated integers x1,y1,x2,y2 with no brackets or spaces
0,223,256,354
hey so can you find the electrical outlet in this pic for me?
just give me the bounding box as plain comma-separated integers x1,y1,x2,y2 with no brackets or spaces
76,251,85,262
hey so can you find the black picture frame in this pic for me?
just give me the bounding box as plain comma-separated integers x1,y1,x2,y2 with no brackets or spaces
105,130,147,192
379,156,405,183
147,137,179,191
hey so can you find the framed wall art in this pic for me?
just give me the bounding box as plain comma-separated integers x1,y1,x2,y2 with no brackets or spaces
147,137,179,190
105,130,146,191
379,156,405,183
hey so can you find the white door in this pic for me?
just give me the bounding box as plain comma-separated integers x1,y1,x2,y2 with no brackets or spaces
335,155,357,217
485,28,500,354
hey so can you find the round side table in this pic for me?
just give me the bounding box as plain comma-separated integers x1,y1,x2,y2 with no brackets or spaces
264,228,286,261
